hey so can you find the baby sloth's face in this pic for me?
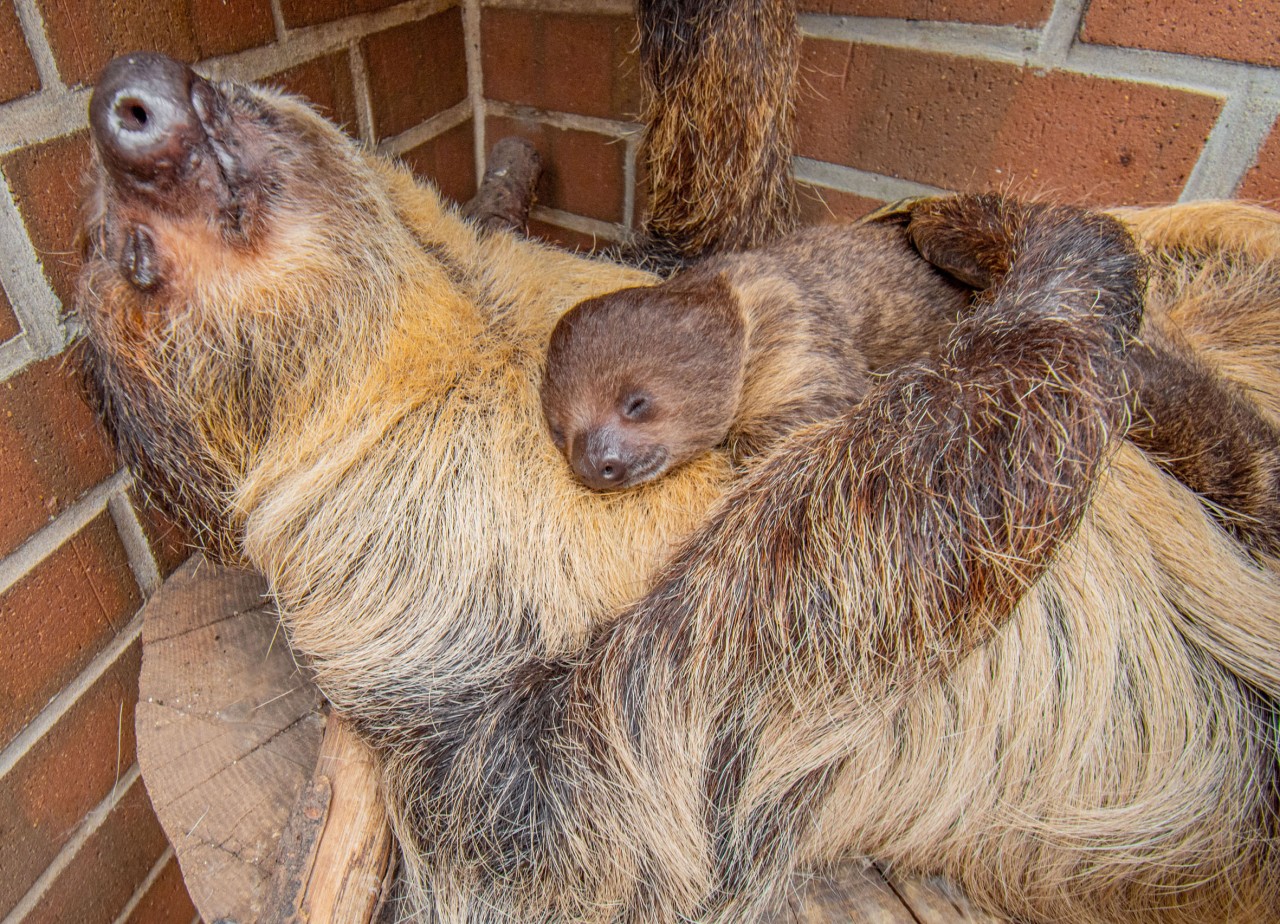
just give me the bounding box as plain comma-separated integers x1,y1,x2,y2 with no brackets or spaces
547,376,685,491
542,281,746,491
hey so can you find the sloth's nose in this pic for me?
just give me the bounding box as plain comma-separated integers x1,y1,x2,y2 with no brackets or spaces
590,454,628,489
89,53,206,182
572,437,631,491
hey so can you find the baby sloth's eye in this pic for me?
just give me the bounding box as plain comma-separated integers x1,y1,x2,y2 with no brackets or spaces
621,394,652,421
548,425,566,449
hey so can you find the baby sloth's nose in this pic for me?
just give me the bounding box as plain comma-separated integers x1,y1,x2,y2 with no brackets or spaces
594,455,627,487
576,449,629,491
571,430,632,491
89,53,206,184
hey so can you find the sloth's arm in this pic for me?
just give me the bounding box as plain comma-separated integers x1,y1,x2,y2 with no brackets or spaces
614,196,1143,687
909,197,1280,557
1127,335,1280,556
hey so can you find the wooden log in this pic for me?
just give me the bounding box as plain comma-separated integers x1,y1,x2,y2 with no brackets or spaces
460,137,543,233
135,555,325,924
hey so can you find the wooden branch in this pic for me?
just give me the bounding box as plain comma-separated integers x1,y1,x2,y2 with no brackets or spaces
261,715,395,923
460,136,543,233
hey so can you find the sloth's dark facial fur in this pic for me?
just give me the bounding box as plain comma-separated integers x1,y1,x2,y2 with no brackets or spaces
82,56,296,299
81,53,376,319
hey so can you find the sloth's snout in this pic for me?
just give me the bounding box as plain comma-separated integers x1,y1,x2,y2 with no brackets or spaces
90,53,207,184
578,450,629,491
572,427,633,491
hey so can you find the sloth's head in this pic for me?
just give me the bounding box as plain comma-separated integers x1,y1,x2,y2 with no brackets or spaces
80,51,429,346
77,52,439,553
541,276,746,491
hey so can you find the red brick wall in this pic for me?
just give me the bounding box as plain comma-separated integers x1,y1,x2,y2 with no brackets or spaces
0,1,470,922
468,0,1280,240
790,0,1280,223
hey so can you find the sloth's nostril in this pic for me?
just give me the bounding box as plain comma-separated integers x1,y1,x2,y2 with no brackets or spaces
119,100,150,130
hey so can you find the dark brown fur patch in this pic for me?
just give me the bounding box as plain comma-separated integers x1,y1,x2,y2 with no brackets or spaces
638,0,799,260
1129,331,1280,555
902,196,1280,558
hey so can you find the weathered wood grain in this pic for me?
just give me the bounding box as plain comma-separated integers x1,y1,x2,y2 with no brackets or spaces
261,717,395,923
136,555,324,924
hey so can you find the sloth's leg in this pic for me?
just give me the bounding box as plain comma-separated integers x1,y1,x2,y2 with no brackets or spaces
637,0,799,260
1128,332,1280,555
905,196,1280,556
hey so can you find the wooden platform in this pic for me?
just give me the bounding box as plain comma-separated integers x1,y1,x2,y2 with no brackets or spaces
135,556,1001,924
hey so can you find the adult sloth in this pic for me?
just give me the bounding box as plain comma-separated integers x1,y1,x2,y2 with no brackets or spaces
78,51,1280,924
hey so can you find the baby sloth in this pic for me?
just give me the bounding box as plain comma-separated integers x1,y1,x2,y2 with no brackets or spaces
541,223,968,490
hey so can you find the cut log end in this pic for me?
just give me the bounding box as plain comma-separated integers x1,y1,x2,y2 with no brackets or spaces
460,137,544,234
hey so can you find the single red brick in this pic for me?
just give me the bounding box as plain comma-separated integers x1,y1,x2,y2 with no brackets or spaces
127,488,194,579
526,218,605,253
187,0,276,59
21,775,169,924
0,284,20,343
0,0,39,103
796,41,1221,205
123,857,196,924
0,512,141,750
797,183,882,224
487,116,627,224
2,131,92,308
399,120,477,205
799,0,1052,26
1083,0,1280,69
269,51,359,134
0,642,141,919
35,0,274,88
279,0,401,30
363,9,467,141
0,354,117,558
481,9,641,122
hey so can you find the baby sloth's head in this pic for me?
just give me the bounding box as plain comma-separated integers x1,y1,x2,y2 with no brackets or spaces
542,274,746,491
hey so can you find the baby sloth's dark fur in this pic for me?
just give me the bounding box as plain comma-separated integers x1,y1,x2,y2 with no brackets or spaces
1129,333,1280,554
542,223,967,490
